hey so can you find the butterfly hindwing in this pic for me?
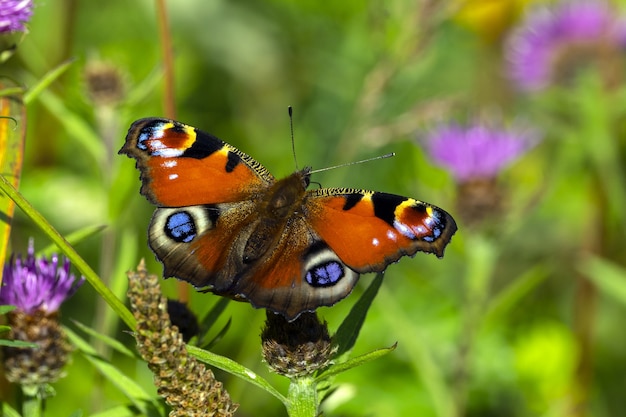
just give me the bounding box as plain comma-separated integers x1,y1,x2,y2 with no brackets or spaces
120,118,275,206
306,188,457,273
148,193,359,320
149,200,261,293
228,218,360,319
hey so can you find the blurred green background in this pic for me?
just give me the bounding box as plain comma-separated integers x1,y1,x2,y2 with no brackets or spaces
3,0,626,416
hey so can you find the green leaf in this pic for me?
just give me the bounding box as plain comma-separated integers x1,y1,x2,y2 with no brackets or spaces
35,89,106,166
71,320,137,358
23,58,75,105
483,265,551,326
104,229,140,340
199,317,231,350
316,343,396,382
37,383,57,400
123,64,164,109
0,86,25,97
196,297,231,348
89,402,165,417
333,272,383,357
2,401,22,417
187,345,288,406
199,297,231,336
38,225,107,258
67,410,84,417
0,304,16,314
0,339,38,348
580,256,626,306
65,326,158,414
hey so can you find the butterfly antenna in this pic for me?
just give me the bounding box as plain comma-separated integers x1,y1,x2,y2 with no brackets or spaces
310,152,396,174
288,106,299,170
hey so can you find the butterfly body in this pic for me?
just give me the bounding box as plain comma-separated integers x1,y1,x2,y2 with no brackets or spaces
121,118,457,320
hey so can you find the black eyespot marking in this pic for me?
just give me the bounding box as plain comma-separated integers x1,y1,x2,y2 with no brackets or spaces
372,192,407,226
206,205,220,225
303,241,327,256
165,211,197,243
182,130,224,159
225,151,240,173
303,241,346,287
170,122,186,134
305,261,345,287
343,193,363,211
414,204,427,213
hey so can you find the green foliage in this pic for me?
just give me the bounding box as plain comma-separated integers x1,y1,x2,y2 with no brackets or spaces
1,0,626,416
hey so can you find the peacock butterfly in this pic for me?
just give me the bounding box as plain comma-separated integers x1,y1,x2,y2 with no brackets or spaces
120,118,457,320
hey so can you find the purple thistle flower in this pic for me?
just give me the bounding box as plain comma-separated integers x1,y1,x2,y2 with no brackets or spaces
0,0,33,33
506,0,626,91
424,123,538,182
0,239,84,314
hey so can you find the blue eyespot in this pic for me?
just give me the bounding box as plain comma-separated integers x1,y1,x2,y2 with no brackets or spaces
305,261,344,287
165,211,196,243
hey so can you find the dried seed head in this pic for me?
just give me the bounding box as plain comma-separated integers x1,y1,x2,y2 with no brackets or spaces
455,177,505,229
261,311,336,378
127,261,237,416
2,309,72,386
84,60,126,106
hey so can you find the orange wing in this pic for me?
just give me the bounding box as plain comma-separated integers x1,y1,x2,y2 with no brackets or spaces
119,118,275,206
305,188,457,273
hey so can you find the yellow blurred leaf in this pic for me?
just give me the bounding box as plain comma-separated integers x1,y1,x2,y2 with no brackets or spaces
0,80,26,285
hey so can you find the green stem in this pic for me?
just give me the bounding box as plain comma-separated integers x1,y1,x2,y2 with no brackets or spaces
569,75,611,416
286,377,318,417
577,76,626,235
21,385,43,417
453,235,497,415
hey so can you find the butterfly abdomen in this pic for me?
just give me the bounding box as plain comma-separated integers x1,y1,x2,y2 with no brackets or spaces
241,170,310,263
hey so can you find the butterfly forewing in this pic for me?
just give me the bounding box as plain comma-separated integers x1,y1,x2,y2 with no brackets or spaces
305,188,457,273
120,118,274,206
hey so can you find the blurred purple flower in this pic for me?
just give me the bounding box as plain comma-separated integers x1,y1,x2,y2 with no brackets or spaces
0,0,33,33
424,123,538,182
506,0,626,91
0,240,84,314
